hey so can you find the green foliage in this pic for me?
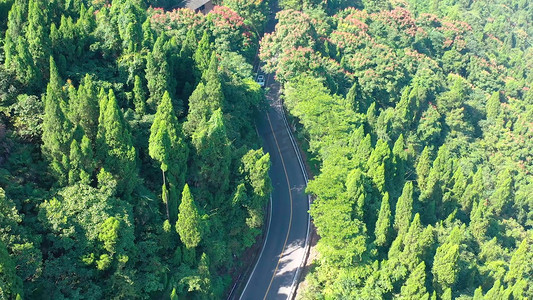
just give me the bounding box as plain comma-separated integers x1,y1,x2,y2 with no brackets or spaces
11,94,43,141
432,242,460,292
41,56,73,185
399,261,429,300
38,184,136,299
190,109,231,203
149,90,188,222
0,239,23,300
374,192,392,247
145,33,170,111
73,75,99,142
394,181,414,236
0,1,270,298
176,184,202,249
96,89,138,197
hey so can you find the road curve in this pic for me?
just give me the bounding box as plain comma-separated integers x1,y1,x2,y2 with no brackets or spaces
238,75,311,299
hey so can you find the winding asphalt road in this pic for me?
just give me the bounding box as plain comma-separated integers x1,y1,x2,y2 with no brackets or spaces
237,4,311,294
238,74,310,300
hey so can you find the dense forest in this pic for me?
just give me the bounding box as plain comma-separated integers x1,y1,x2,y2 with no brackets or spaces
258,0,532,299
1,0,532,299
0,0,273,299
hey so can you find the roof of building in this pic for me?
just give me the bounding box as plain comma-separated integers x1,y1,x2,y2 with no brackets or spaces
179,0,211,10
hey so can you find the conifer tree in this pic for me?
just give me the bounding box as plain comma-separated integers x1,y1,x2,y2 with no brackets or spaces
141,18,153,50
68,135,93,185
75,74,99,142
3,0,28,69
432,243,459,292
391,134,406,198
202,51,225,109
146,33,170,111
133,75,146,115
399,261,429,300
345,82,360,112
394,86,416,132
375,192,392,248
112,0,144,54
42,56,73,185
469,200,490,241
26,0,50,80
355,133,373,171
241,149,272,228
394,181,414,236
194,31,212,75
96,89,138,196
484,280,510,299
198,252,213,295
416,146,432,192
12,36,38,89
473,286,484,300
461,168,483,214
486,91,501,120
176,184,202,249
192,109,231,200
441,288,452,300
149,91,189,222
68,139,82,185
400,214,433,272
366,102,378,132
504,238,531,285
346,168,371,220
184,53,224,137
450,166,467,205
349,125,365,150
367,139,391,194
490,169,513,216
170,288,178,300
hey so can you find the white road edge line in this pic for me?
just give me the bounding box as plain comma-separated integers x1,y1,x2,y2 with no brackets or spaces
239,193,273,300
278,92,311,300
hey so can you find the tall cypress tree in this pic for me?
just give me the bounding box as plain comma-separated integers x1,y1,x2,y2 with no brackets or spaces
184,51,224,137
367,139,391,194
394,181,414,236
202,51,224,109
469,199,490,241
399,261,429,300
96,89,138,196
432,243,459,293
26,0,50,81
346,168,371,220
4,0,28,69
416,146,432,192
400,214,433,272
461,168,483,215
12,36,38,89
391,134,407,198
145,33,170,111
176,184,202,249
375,192,392,248
504,239,531,285
192,109,231,203
42,56,73,185
490,169,513,217
149,91,189,222
133,75,146,115
194,31,212,75
486,91,501,120
68,135,93,185
345,81,360,112
74,74,99,142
